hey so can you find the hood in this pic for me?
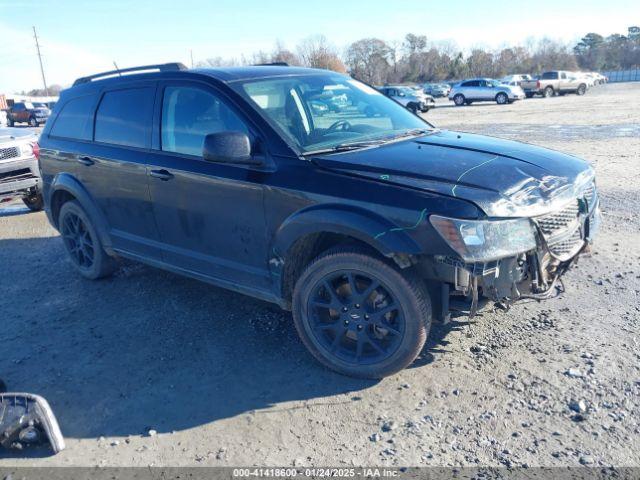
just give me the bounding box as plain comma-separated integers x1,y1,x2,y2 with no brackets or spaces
0,127,37,144
34,108,50,115
311,130,594,217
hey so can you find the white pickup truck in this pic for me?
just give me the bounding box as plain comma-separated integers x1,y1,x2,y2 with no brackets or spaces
0,127,43,210
521,71,588,98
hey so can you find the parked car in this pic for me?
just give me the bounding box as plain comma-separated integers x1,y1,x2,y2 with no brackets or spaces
0,127,43,210
521,71,588,98
39,63,600,378
423,83,450,97
378,86,435,113
6,102,51,127
500,74,532,86
448,78,525,105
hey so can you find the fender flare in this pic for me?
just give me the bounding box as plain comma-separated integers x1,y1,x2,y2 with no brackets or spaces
272,204,423,263
48,173,113,253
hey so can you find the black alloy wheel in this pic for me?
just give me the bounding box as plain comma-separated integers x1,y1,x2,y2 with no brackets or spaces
61,211,95,269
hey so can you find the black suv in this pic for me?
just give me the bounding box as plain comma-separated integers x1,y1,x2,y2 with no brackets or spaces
39,63,600,378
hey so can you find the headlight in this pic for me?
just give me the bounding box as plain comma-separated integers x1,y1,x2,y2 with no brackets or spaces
430,215,537,262
20,143,33,156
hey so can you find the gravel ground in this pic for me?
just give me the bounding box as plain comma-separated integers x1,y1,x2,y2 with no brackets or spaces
0,82,639,468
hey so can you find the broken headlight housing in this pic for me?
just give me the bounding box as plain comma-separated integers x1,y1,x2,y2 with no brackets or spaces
430,215,537,263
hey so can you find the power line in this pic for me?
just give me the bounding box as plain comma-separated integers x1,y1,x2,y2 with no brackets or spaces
32,26,48,96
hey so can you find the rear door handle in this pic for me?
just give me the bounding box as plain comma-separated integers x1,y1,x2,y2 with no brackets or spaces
149,169,174,181
77,156,94,166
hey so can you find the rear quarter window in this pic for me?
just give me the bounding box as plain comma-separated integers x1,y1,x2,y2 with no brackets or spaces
49,95,97,140
94,87,155,148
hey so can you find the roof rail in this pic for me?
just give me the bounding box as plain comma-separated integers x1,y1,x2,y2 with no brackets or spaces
253,62,289,67
72,63,188,86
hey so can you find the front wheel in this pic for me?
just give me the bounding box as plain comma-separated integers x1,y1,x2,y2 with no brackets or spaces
496,92,508,104
22,193,44,211
28,116,38,127
453,94,465,106
292,248,432,378
576,84,587,95
59,201,116,280
7,117,14,127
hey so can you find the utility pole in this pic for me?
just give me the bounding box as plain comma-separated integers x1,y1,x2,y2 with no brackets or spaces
32,26,48,96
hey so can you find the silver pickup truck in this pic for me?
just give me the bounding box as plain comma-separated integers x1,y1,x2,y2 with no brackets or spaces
521,71,588,98
0,127,43,210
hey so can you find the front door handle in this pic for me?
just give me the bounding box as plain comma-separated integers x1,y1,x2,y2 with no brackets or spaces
149,169,174,181
77,156,94,166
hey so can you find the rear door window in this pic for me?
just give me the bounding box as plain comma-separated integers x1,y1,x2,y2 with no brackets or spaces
94,87,155,148
49,95,97,140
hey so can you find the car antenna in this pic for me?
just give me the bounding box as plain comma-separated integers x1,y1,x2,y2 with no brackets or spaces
113,61,121,76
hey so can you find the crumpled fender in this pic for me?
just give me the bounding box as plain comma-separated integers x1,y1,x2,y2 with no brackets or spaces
47,172,113,253
272,203,423,261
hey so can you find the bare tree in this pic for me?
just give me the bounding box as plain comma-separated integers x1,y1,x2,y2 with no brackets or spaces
272,40,302,65
345,38,392,84
297,35,346,72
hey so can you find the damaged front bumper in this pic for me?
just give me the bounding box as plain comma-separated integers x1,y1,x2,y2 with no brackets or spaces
420,189,601,319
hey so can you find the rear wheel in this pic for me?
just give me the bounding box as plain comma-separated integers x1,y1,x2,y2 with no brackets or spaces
453,94,465,106
22,192,43,211
292,248,432,378
543,86,554,98
576,84,587,95
58,201,116,280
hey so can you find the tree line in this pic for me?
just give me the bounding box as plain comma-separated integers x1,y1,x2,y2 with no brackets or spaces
199,26,640,85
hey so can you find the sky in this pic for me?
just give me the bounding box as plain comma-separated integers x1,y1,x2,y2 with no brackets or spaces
0,0,638,94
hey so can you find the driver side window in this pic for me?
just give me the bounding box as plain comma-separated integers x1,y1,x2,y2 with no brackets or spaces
161,86,248,157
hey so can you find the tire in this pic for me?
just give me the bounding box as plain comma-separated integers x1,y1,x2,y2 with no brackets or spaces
576,84,587,96
292,247,432,379
453,94,465,106
7,117,14,127
22,193,44,211
543,86,554,98
525,92,534,98
58,200,116,280
495,92,508,104
407,103,418,114
28,116,38,127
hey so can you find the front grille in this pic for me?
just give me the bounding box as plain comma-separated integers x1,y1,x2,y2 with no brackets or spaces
548,227,583,259
0,146,19,161
537,201,580,236
0,168,32,182
535,181,597,262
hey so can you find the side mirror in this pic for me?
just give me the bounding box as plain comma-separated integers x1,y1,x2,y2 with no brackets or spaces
203,131,260,165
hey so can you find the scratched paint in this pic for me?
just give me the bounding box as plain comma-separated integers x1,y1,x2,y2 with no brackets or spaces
451,156,499,197
374,208,428,240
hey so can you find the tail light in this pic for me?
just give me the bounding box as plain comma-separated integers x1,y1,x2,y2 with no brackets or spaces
536,80,540,88
32,142,40,160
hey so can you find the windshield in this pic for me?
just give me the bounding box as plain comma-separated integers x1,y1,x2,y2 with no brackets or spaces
233,74,431,154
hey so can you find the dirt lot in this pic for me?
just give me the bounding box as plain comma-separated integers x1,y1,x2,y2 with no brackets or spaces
1,82,639,468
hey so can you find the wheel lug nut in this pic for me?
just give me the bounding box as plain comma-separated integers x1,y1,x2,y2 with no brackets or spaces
344,320,349,325
342,307,348,312
357,325,363,330
364,314,370,320
355,304,360,308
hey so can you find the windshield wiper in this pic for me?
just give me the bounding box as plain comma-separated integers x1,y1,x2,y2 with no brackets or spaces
303,140,387,156
303,128,438,156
